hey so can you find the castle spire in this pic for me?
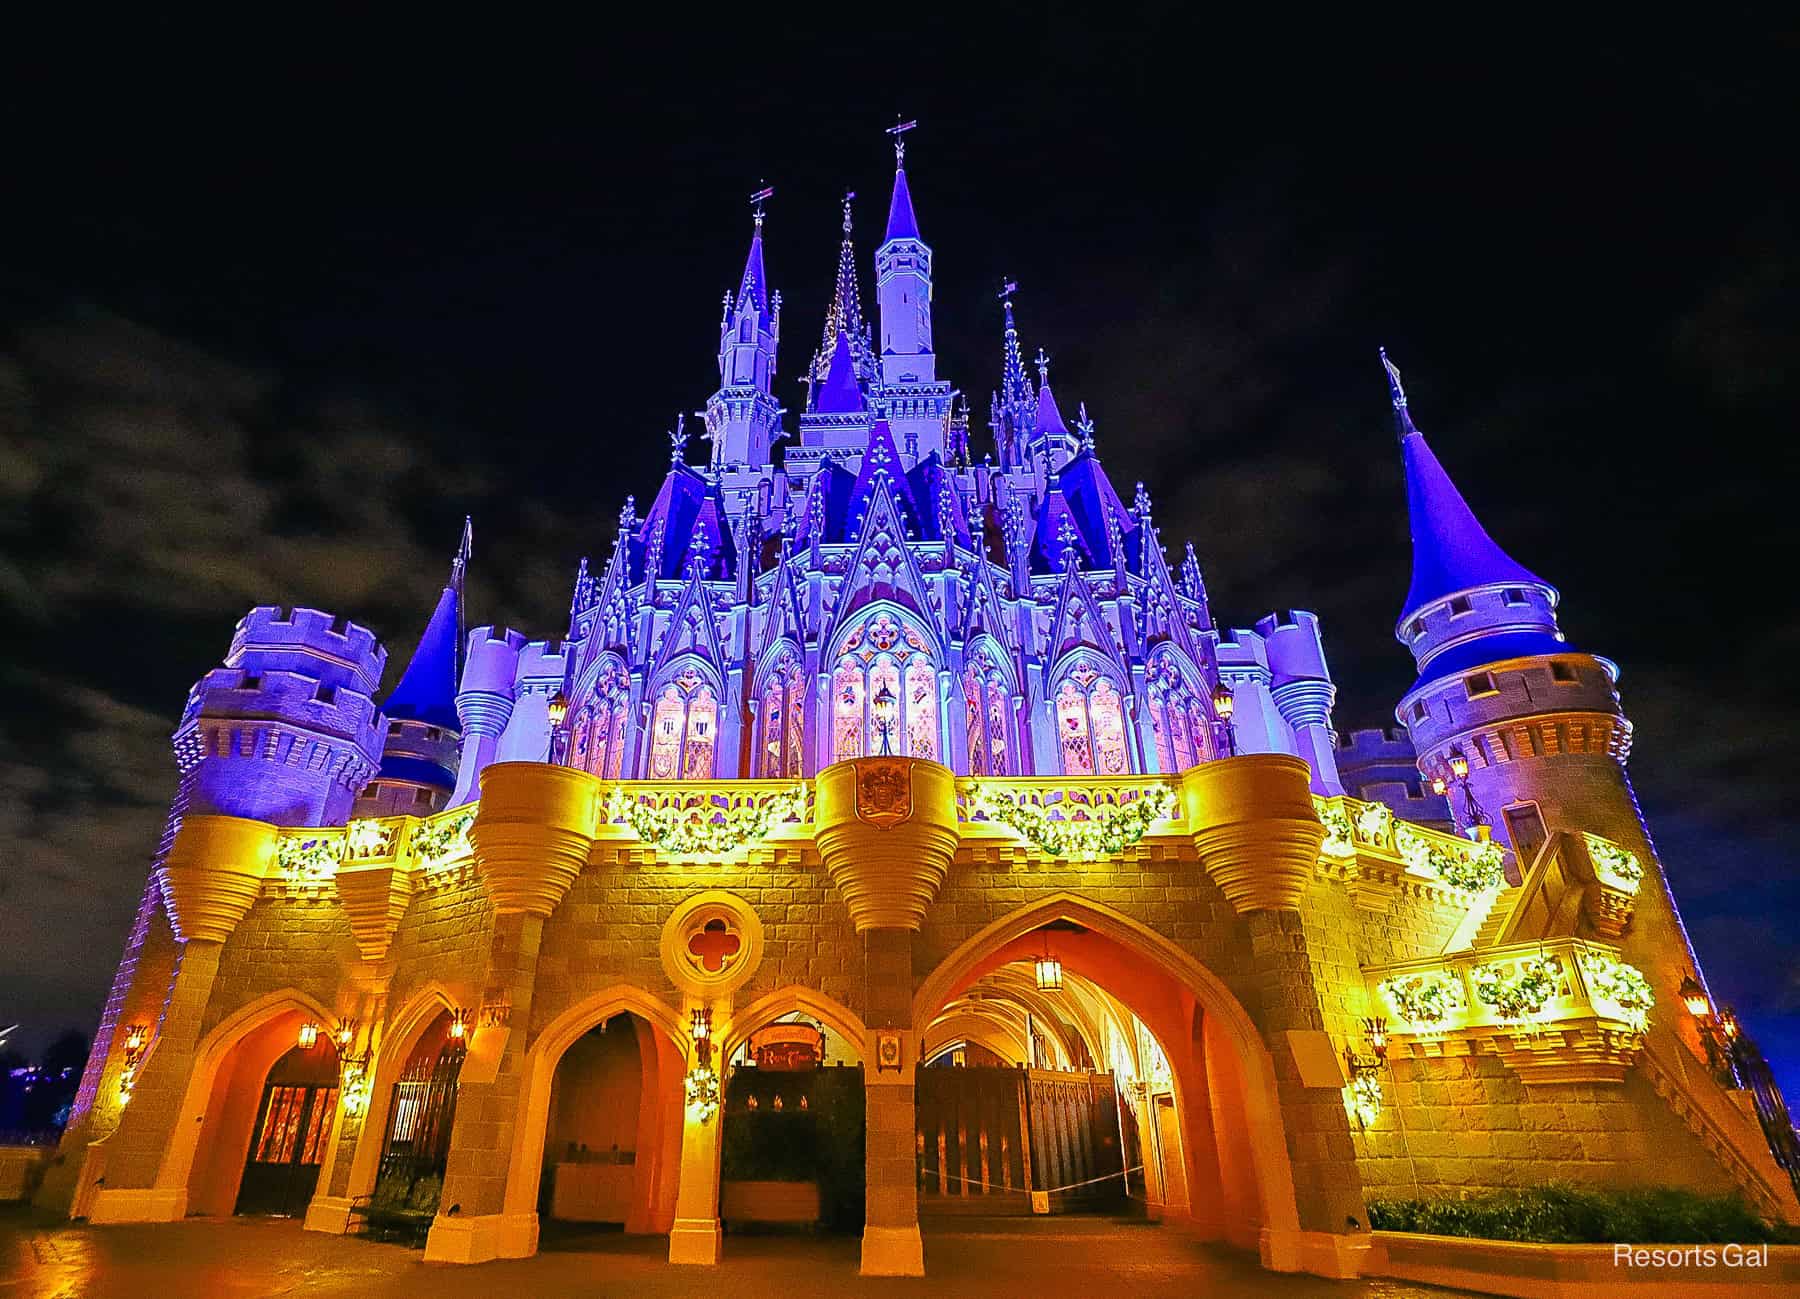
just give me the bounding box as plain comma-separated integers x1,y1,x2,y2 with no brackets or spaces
1385,348,1551,623
383,581,461,734
876,121,936,390
884,118,920,241
708,193,782,470
813,190,873,392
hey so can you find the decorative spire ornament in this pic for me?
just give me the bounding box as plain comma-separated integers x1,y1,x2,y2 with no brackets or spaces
1076,402,1096,453
886,117,917,166
1380,346,1420,439
668,414,689,465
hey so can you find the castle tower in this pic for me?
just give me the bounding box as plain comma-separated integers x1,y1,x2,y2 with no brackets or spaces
353,524,469,817
875,136,933,385
1384,347,1710,1038
173,607,388,827
810,191,876,397
705,204,782,471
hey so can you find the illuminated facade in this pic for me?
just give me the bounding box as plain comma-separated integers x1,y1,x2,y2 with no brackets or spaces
38,139,1797,1283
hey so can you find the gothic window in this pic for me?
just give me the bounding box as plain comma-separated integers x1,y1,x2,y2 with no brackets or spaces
830,608,940,761
572,660,631,780
961,643,1013,777
1147,653,1211,773
757,651,807,778
646,664,717,780
1053,658,1132,776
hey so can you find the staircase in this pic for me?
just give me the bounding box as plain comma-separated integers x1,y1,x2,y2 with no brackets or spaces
1470,887,1521,948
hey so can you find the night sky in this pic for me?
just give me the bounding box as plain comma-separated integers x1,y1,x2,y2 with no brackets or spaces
2,21,1796,1095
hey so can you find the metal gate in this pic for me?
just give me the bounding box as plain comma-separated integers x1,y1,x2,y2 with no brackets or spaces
915,1066,1125,1214
373,1043,464,1210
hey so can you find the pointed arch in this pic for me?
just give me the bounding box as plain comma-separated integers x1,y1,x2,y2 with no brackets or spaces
960,633,1017,777
913,892,1301,1249
1047,648,1134,775
642,653,723,780
721,984,870,1064
751,640,808,778
1145,644,1216,774
570,652,632,780
500,985,689,1221
826,599,944,763
339,982,463,1205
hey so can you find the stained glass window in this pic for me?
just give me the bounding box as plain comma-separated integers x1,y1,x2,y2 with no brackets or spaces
1148,653,1211,773
572,660,631,779
961,643,1013,776
830,609,939,760
1053,658,1133,776
758,652,807,778
646,665,717,779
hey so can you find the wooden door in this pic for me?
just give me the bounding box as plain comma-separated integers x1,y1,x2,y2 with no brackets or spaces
236,1080,338,1216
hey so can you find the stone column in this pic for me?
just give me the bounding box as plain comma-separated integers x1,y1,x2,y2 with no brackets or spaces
814,757,959,1277
424,762,600,1264
668,998,727,1265
1180,755,1371,1278
86,814,276,1223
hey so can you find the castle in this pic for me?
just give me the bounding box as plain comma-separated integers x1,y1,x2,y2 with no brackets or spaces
37,134,1797,1281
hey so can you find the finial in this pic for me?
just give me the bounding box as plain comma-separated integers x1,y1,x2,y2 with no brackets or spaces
1056,511,1081,567
450,515,472,590
1034,348,1050,386
998,277,1017,308
887,117,917,166
842,189,855,235
618,496,637,529
669,414,689,465
750,183,774,230
1076,402,1096,451
1134,481,1152,519
1379,346,1419,438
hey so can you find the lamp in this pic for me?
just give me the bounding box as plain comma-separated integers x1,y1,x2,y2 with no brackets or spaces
1211,681,1237,757
547,691,570,729
297,1021,320,1050
1429,774,1448,797
335,1019,358,1051
123,1024,147,1054
1448,747,1470,780
449,1008,470,1041
1364,1016,1389,1064
871,682,898,756
690,1007,714,1069
1680,975,1710,1019
1034,934,1063,992
1344,1018,1388,1078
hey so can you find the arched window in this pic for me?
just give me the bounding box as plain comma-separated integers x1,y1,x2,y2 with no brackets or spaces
961,643,1013,776
1147,653,1212,773
570,660,631,780
757,650,806,778
1053,658,1131,776
831,609,939,761
646,664,718,780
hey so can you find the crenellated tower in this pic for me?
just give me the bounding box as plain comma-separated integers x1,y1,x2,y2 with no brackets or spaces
173,606,388,827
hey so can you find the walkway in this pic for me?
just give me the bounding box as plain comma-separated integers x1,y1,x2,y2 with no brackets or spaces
2,1209,1473,1298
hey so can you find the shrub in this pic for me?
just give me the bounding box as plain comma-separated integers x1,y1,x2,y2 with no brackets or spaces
1366,1184,1800,1244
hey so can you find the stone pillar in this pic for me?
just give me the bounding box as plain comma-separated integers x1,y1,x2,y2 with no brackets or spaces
424,762,599,1264
668,998,726,1265
814,757,959,1277
1179,754,1370,1277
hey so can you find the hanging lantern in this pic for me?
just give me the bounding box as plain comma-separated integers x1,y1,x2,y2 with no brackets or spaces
296,1021,320,1050
1679,974,1710,1019
1448,747,1471,780
1035,933,1064,992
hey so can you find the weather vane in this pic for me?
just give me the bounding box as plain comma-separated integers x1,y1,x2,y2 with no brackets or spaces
1035,348,1051,386
750,183,774,228
886,117,917,165
998,278,1017,306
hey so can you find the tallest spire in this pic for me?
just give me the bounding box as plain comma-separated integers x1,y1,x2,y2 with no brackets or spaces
884,118,920,242
812,190,874,392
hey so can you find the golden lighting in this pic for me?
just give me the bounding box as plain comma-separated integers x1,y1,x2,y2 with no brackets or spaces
1449,748,1471,780
335,1020,356,1050
1430,774,1448,796
123,1024,147,1053
547,691,570,728
296,1021,320,1050
1679,975,1710,1019
690,1008,712,1042
449,1010,468,1040
1034,953,1064,992
1211,681,1235,722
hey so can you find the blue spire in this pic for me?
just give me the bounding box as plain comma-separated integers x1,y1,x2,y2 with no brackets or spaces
737,217,769,314
885,166,920,242
383,583,461,732
815,330,865,413
1387,349,1550,621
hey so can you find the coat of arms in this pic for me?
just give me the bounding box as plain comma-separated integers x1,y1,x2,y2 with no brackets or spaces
855,760,912,828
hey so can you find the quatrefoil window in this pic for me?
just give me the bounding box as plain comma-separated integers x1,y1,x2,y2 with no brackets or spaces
687,918,742,973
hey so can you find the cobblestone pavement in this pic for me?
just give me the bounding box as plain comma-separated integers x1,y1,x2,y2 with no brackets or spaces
2,1210,1474,1298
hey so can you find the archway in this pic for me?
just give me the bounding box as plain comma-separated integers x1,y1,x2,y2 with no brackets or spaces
340,982,461,1209
718,987,869,1236
502,987,689,1246
160,990,342,1219
914,894,1301,1251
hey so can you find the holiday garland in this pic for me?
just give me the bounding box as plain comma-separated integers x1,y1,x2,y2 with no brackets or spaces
1354,800,1395,847
345,818,400,860
1315,798,1356,858
1344,1072,1384,1129
1471,955,1563,1023
609,785,806,859
411,807,476,871
1395,824,1506,892
1584,834,1645,893
1576,949,1655,1030
277,834,342,880
1378,971,1467,1028
684,1065,721,1121
972,783,1177,861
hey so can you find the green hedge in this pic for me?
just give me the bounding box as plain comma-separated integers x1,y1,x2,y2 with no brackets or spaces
1367,1184,1800,1245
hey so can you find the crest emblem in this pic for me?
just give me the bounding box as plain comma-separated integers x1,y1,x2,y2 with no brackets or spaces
856,759,912,828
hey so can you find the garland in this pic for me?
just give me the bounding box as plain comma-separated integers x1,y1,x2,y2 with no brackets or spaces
1354,800,1395,847
1315,798,1356,858
684,1065,721,1122
1378,972,1467,1029
609,785,805,859
1584,834,1644,893
1471,955,1563,1023
412,807,476,871
1577,949,1655,1030
1394,825,1505,892
277,835,342,880
345,818,400,860
1344,1073,1383,1129
972,784,1177,861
